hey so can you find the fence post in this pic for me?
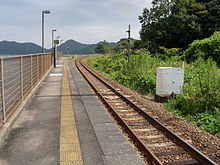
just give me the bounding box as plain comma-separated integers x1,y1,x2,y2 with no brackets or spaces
47,54,49,70
41,55,43,76
44,55,45,74
20,57,24,100
44,54,46,74
30,56,33,89
42,54,46,77
1,59,6,122
37,55,39,82
47,54,49,69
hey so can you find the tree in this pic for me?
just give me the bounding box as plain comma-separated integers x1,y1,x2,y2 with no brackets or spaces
139,0,220,51
114,38,136,52
94,40,111,54
198,0,220,37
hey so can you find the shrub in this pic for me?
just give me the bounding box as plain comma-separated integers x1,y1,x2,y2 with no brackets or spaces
184,31,220,65
157,47,183,60
186,111,220,137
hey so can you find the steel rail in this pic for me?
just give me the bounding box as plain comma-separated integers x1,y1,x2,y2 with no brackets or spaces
76,56,217,165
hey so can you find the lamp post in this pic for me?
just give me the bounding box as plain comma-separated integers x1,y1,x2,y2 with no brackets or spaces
52,29,56,67
53,36,60,68
42,10,50,53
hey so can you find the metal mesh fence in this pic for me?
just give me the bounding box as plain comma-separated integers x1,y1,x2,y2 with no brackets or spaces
3,58,22,116
0,52,62,127
22,56,31,97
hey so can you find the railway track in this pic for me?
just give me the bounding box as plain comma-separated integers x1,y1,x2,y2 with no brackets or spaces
75,56,218,165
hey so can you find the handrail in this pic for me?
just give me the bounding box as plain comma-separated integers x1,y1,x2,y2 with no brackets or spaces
0,52,63,60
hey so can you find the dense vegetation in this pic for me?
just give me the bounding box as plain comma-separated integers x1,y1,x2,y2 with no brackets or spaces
89,31,220,137
94,40,112,54
138,0,220,51
184,31,220,65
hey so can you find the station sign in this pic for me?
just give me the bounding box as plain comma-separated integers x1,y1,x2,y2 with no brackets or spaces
54,40,59,45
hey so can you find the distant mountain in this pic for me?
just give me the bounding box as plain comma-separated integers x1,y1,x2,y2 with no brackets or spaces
57,40,97,54
0,40,117,55
0,41,42,55
57,40,116,54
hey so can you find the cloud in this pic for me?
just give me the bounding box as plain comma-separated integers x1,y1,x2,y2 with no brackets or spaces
0,0,151,48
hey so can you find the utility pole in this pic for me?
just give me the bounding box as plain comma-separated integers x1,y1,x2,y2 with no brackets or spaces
126,24,131,63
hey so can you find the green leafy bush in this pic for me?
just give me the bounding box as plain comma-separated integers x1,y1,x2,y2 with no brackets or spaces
187,111,220,137
184,31,220,65
169,58,220,115
157,47,183,60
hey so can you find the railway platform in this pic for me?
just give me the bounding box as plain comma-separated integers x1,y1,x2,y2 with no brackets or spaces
0,57,145,165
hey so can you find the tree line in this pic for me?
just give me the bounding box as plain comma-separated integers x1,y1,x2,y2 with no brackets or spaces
138,0,220,51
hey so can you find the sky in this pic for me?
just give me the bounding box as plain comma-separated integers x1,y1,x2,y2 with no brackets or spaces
0,0,152,48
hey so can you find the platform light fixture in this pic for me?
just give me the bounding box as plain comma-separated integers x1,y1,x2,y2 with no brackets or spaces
42,10,50,53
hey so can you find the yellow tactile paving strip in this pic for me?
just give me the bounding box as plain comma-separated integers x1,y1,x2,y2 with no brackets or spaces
60,61,83,165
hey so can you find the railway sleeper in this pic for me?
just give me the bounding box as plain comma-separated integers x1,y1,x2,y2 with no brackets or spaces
121,113,139,116
146,139,192,148
155,150,187,157
128,122,151,126
133,127,172,132
124,117,144,121
104,96,119,99
140,133,182,139
114,109,133,112
163,156,220,165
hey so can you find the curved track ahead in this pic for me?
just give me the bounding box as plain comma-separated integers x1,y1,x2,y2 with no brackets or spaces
75,56,217,165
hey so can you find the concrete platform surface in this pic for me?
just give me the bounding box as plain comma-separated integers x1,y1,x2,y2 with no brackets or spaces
0,60,63,165
0,57,145,165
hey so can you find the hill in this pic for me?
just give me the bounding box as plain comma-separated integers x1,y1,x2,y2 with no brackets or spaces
57,40,97,54
57,40,116,54
0,41,42,55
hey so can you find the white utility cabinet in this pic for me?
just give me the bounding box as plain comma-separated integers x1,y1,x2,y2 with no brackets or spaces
156,67,184,97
